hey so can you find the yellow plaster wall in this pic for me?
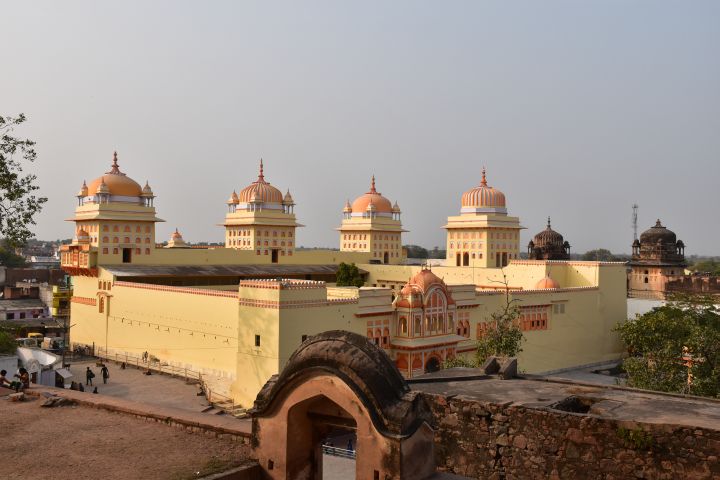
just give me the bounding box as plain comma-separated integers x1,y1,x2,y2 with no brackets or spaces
231,283,365,407
70,276,239,379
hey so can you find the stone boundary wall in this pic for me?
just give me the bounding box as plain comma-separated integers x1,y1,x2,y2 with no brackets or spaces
426,393,720,479
24,388,251,444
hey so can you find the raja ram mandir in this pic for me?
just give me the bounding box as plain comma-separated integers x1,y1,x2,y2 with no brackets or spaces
61,153,626,407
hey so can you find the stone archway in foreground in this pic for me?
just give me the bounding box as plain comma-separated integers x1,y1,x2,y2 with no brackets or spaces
250,330,436,480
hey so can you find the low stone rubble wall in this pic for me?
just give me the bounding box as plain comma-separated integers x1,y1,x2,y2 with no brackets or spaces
426,394,720,479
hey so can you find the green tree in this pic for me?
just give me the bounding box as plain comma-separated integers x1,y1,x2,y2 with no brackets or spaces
0,114,47,247
443,274,525,369
404,245,429,259
336,262,364,287
0,329,17,355
442,356,477,369
690,259,720,276
476,297,525,362
615,295,720,397
0,239,26,267
581,249,616,261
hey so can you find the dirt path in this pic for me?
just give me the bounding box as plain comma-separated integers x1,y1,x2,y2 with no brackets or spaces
0,395,251,480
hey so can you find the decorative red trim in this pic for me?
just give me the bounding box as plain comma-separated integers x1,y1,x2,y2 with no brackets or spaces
63,267,98,277
239,279,326,290
510,260,626,266
71,296,97,306
238,298,358,309
390,339,461,351
114,281,238,298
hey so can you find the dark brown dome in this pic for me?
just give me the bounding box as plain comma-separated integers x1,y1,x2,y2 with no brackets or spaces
639,220,676,245
533,218,565,247
528,218,570,260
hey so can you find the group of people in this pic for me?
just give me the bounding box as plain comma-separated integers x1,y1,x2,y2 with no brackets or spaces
86,364,109,386
0,368,29,392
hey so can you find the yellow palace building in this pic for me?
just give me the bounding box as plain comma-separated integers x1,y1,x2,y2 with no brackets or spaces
62,153,626,407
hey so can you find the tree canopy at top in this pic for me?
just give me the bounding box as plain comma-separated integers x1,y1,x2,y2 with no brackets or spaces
0,114,47,247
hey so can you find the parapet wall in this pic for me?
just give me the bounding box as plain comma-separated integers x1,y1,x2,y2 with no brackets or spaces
426,393,720,479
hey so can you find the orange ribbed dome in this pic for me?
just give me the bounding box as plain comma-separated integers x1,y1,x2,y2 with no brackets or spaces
238,159,283,204
534,276,560,290
461,168,506,209
351,176,393,214
395,268,455,308
409,268,445,293
87,152,143,197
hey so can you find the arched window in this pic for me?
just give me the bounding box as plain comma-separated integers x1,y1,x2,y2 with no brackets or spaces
414,316,422,337
399,317,408,336
98,297,104,314
425,289,447,334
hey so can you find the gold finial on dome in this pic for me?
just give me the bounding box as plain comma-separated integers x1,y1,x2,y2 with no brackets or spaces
108,151,124,175
481,167,487,187
547,216,552,229
369,175,377,194
258,158,265,182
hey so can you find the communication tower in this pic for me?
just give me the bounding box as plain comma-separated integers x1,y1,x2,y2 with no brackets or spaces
632,204,639,241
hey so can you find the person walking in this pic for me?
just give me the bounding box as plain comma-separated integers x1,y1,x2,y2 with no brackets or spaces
100,365,109,384
86,366,95,386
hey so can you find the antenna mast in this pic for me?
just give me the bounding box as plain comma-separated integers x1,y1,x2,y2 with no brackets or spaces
632,204,639,241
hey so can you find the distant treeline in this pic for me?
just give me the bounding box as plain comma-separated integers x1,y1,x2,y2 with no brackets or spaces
404,245,446,259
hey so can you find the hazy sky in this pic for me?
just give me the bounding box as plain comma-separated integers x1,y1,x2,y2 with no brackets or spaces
2,1,719,254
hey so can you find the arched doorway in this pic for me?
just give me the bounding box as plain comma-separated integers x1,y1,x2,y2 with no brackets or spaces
383,252,389,264
251,331,436,480
286,395,357,479
462,252,469,266
425,356,441,373
456,252,461,266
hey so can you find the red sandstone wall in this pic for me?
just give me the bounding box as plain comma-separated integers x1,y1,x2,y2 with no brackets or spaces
426,394,720,479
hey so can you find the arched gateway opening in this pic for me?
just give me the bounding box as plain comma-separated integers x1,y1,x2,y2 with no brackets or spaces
287,395,357,479
251,331,436,480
